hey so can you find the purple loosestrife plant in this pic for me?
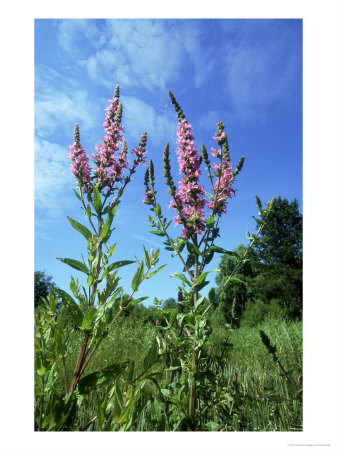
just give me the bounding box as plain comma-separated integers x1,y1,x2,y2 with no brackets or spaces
34,85,167,431
143,91,274,431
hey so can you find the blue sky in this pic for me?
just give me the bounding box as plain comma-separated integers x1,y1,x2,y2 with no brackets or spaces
35,18,303,305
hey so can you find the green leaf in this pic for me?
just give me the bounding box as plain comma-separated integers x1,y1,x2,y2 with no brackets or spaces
77,361,130,394
205,191,214,201
143,245,151,268
170,272,192,286
223,277,245,286
252,216,262,225
87,274,94,287
149,230,166,237
117,391,141,424
84,204,92,219
55,289,83,327
81,307,98,331
206,215,215,229
67,216,92,241
106,260,134,272
131,261,144,292
99,211,113,243
125,297,148,309
57,257,89,275
73,188,83,201
54,329,63,357
194,296,205,309
93,184,102,214
143,340,159,372
187,242,202,256
145,264,167,279
154,203,162,217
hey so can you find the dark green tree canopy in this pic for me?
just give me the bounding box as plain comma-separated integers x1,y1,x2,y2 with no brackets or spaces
34,270,56,308
215,197,303,324
253,196,302,267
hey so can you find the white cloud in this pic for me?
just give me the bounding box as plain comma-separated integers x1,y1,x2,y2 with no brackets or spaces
35,137,73,219
122,95,175,146
57,19,106,59
57,19,187,92
132,234,165,249
35,65,100,141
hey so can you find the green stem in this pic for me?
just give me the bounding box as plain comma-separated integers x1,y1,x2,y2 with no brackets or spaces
188,253,199,431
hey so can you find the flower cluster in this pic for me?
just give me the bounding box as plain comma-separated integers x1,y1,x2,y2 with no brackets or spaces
169,119,206,238
131,132,147,169
208,122,234,215
92,91,127,191
68,123,92,192
143,91,244,241
143,159,155,204
68,86,147,196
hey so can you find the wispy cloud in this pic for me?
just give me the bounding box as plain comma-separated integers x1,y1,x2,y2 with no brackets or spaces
35,137,73,220
57,19,187,93
35,65,100,141
122,95,175,146
132,234,165,250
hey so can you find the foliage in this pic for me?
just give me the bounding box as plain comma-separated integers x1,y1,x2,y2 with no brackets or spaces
34,87,165,430
215,196,303,324
34,270,57,308
33,88,300,433
253,196,302,268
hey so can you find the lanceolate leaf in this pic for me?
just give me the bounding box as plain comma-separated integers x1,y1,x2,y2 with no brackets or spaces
81,306,98,331
73,188,83,201
170,272,192,286
131,261,144,292
145,264,167,279
93,184,102,214
109,260,134,271
149,230,166,237
67,216,92,241
57,257,89,275
55,288,83,327
77,361,130,394
99,211,113,243
194,269,219,287
143,340,159,371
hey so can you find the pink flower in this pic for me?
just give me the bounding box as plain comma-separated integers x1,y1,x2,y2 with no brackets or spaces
92,97,125,192
208,161,234,215
169,119,206,238
68,143,92,192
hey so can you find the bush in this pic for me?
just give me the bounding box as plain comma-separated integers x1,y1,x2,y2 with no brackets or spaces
240,299,287,327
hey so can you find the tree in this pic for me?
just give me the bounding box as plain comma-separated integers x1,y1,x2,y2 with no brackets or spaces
215,244,258,325
252,197,302,319
253,197,302,268
162,297,177,310
215,197,303,323
34,270,56,308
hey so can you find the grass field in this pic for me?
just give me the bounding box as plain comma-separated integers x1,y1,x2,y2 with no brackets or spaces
48,315,302,431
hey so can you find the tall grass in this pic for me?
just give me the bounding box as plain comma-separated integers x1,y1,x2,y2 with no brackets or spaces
52,317,302,431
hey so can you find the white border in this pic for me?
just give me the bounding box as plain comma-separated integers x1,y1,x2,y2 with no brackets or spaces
1,1,337,449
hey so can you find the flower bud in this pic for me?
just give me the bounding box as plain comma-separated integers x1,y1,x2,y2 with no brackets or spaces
113,84,120,100
233,156,244,177
73,123,80,147
115,103,123,125
201,144,210,168
168,90,185,120
122,139,128,156
148,159,155,185
255,195,262,210
138,131,147,149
